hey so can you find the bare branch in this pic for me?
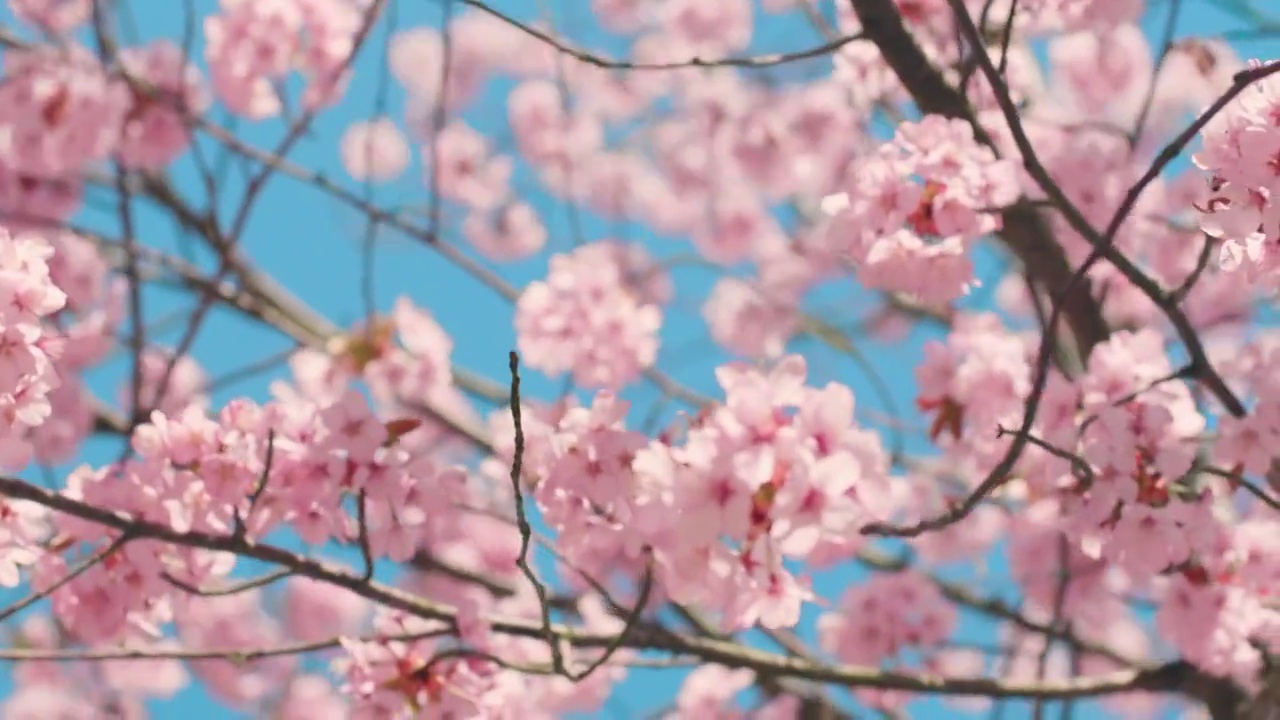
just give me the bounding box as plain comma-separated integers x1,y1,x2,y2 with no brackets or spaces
462,0,865,71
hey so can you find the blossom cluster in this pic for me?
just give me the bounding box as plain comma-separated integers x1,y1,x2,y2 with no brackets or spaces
519,355,896,631
0,32,205,227
1195,63,1280,285
205,0,365,117
816,116,1020,305
0,0,1278,718
515,241,668,390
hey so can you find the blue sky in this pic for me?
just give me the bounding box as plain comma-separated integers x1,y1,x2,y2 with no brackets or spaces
0,0,1276,717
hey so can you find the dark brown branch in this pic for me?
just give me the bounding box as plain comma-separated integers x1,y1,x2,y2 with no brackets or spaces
858,0,1262,538
847,0,1110,361
0,472,1245,704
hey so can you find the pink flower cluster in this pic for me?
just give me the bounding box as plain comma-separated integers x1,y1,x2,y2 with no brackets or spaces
434,119,549,261
8,0,92,33
671,664,798,719
0,45,125,222
31,230,121,465
205,0,364,118
0,227,125,608
287,296,474,453
817,115,1020,305
901,301,1280,688
40,387,467,642
2,615,187,717
0,0,1278,716
11,296,471,659
508,80,606,196
1194,63,1280,285
914,313,1034,467
1022,0,1145,31
515,241,668,389
0,37,205,226
1158,527,1280,690
818,570,956,666
523,356,895,630
117,41,212,170
1042,332,1214,577
0,230,69,471
1007,500,1139,640
340,118,410,182
337,593,626,716
1217,343,1280,475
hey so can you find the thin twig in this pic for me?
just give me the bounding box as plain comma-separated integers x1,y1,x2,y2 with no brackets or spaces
0,628,451,663
505,350,563,671
357,489,375,581
0,535,129,623
0,474,1237,703
162,568,293,598
233,429,276,540
462,0,864,70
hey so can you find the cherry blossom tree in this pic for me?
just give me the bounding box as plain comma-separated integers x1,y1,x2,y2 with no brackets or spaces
0,0,1277,717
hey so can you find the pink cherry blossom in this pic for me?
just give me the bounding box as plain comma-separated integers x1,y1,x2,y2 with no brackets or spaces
702,277,797,359
0,4,1274,718
0,45,128,178
9,0,91,33
340,118,410,182
515,241,666,389
819,570,957,666
116,41,210,170
427,121,513,210
463,202,548,261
